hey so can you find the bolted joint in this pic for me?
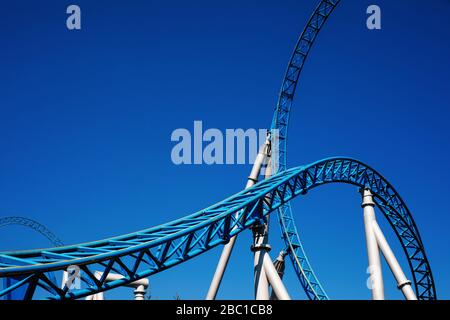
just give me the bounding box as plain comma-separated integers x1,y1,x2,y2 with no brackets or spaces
251,222,268,235
260,135,272,158
251,243,271,252
278,250,287,259
360,187,375,208
221,233,230,244
247,177,258,184
397,280,412,290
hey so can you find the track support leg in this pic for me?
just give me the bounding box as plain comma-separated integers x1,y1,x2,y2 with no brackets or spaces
270,251,286,300
263,252,290,300
361,188,385,300
372,220,417,300
252,224,271,300
206,138,271,300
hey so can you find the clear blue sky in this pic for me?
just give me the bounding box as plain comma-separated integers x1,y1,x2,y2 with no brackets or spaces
0,0,449,299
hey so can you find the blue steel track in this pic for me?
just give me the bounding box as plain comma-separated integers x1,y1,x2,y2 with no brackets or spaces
0,158,436,299
0,217,63,299
0,0,436,300
270,0,340,300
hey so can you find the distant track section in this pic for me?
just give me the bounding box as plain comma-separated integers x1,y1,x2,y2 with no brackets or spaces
0,216,63,247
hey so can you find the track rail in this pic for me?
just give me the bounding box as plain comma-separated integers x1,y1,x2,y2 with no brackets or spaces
0,157,435,300
270,0,340,300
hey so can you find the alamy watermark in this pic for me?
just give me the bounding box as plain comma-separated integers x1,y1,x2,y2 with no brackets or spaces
170,121,278,171
366,265,382,290
366,5,381,30
65,4,380,32
66,5,81,30
64,265,81,290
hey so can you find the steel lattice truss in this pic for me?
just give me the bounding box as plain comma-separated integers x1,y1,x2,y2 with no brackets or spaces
0,217,64,247
0,158,436,300
270,0,340,300
0,216,63,299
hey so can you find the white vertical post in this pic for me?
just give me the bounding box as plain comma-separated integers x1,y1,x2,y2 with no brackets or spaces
85,292,104,300
251,224,271,300
263,253,290,300
206,236,237,300
253,156,290,300
270,251,286,300
84,272,148,300
134,285,146,300
372,220,417,300
206,138,271,300
61,271,68,290
252,155,272,300
96,292,104,300
361,188,385,300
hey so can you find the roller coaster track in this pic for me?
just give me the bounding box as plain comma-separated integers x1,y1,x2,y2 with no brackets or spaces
270,0,340,300
0,0,436,301
0,217,64,247
0,158,436,300
0,217,63,299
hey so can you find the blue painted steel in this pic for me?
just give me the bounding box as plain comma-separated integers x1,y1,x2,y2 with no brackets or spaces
270,0,340,300
3,276,28,300
0,216,63,299
0,158,436,300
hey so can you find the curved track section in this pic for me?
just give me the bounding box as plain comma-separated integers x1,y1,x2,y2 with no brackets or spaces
0,217,63,299
0,158,435,300
0,217,64,247
270,0,340,300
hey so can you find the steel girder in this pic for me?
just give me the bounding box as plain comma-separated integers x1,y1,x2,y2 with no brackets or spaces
0,157,435,300
270,0,340,300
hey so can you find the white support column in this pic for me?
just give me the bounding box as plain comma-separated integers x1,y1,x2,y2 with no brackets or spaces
361,188,385,300
134,284,146,301
206,138,270,300
85,291,104,300
270,251,286,300
372,220,417,300
96,291,104,300
85,272,149,300
252,155,290,300
206,236,237,300
251,155,272,300
263,253,290,300
251,224,271,300
61,271,68,290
